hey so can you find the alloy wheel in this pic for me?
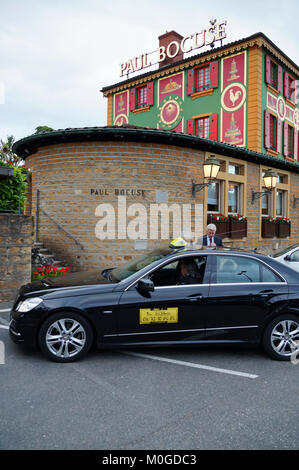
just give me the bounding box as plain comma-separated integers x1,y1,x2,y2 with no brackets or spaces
45,318,87,359
270,319,299,357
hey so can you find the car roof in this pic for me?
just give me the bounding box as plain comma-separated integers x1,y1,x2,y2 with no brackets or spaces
168,247,264,257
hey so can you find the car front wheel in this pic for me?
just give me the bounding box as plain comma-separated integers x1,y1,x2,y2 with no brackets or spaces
38,312,93,362
263,315,299,361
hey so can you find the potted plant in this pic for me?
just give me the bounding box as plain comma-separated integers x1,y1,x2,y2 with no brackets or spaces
228,214,247,238
276,217,291,238
207,213,230,238
261,216,277,238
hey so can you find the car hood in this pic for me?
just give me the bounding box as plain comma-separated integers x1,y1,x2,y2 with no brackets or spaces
19,269,115,296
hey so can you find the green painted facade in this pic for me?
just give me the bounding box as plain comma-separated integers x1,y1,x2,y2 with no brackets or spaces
103,33,298,161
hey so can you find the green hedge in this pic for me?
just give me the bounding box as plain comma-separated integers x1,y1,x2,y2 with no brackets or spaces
0,161,30,213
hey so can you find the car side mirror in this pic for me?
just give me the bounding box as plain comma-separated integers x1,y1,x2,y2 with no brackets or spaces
284,255,292,261
137,278,155,293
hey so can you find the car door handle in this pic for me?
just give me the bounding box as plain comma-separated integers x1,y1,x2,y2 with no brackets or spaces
187,295,203,301
258,289,274,297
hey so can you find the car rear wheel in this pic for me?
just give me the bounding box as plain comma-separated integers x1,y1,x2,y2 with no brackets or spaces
38,312,93,362
263,315,299,361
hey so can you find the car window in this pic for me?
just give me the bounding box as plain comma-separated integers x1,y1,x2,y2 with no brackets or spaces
150,256,207,287
290,250,299,262
111,247,173,281
215,256,260,283
260,264,282,282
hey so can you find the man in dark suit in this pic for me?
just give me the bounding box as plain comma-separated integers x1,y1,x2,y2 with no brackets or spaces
198,223,223,247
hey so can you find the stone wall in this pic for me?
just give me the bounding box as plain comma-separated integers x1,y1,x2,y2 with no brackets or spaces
0,214,34,302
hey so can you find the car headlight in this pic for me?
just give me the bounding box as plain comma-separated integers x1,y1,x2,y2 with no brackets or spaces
16,297,43,312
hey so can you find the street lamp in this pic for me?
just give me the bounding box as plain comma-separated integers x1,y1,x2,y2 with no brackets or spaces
192,155,220,197
251,169,278,204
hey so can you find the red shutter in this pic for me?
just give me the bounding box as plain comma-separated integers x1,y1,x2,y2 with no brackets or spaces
294,129,298,161
284,72,290,99
187,68,195,95
186,119,194,135
283,121,289,156
277,118,282,154
265,55,271,84
130,88,136,111
209,61,219,89
264,110,270,148
277,66,283,94
209,114,218,141
147,82,154,106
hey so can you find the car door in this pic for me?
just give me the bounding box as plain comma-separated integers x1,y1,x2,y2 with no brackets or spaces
206,254,288,342
116,255,212,345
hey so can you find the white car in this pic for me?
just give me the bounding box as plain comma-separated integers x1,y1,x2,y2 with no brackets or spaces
271,244,299,273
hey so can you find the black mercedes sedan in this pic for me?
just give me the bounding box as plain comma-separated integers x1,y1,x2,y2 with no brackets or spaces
9,247,299,362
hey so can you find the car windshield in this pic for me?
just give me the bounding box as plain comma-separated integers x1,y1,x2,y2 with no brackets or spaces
110,247,173,282
272,243,299,258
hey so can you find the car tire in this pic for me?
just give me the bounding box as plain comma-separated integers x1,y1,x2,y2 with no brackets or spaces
38,312,93,363
263,314,299,361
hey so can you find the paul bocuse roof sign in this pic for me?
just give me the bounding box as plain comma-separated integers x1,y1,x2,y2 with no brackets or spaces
120,20,228,77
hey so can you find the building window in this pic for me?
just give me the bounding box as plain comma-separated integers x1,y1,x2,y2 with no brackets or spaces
136,86,148,109
195,66,210,92
187,114,218,140
270,61,278,89
228,183,240,213
195,116,210,138
287,125,294,158
187,61,219,96
276,190,285,216
284,72,295,101
207,181,221,212
262,190,270,216
277,174,285,184
269,114,277,151
130,82,154,112
265,55,282,93
228,164,240,175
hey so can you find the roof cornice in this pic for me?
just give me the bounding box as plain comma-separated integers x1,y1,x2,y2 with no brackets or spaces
12,126,299,175
101,32,299,96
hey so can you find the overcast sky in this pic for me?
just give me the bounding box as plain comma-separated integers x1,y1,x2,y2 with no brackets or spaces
0,0,298,144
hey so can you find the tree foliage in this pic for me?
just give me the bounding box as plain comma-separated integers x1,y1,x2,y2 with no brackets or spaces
34,125,54,134
0,135,24,166
0,162,29,213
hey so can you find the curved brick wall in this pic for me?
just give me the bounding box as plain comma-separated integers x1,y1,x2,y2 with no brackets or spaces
16,127,298,271
25,140,205,270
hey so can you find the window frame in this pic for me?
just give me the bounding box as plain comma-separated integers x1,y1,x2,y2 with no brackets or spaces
276,189,286,217
287,124,294,158
207,180,222,214
228,182,241,215
211,254,284,284
135,85,148,109
269,114,277,151
147,255,209,287
194,65,211,93
195,115,210,138
269,61,278,89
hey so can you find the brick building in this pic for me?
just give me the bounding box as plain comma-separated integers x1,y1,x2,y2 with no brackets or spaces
13,126,299,270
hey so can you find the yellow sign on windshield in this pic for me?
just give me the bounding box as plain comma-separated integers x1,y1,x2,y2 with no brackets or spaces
139,307,178,325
